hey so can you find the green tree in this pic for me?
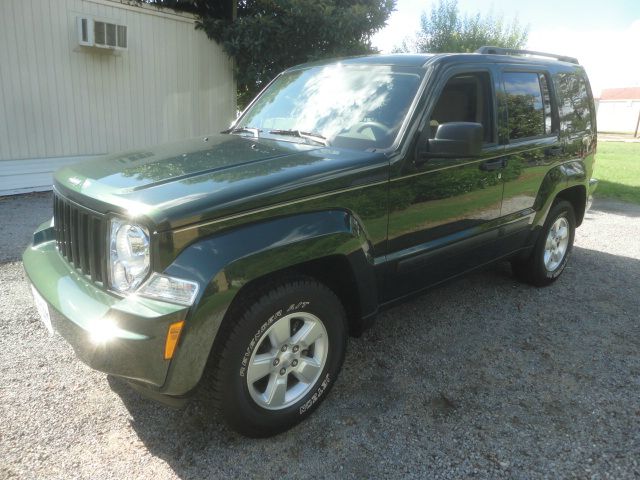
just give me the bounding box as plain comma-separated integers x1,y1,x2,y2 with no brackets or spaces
202,0,395,108
141,1,396,108
396,0,528,53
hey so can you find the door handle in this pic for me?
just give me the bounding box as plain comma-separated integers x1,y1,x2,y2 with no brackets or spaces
480,158,506,171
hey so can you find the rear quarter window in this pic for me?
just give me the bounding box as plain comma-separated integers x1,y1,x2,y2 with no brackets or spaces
553,72,593,135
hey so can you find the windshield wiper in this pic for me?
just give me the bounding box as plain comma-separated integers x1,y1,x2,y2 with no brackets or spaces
268,129,329,146
224,126,261,138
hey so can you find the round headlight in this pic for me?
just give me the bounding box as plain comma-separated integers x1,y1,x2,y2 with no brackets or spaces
109,220,150,293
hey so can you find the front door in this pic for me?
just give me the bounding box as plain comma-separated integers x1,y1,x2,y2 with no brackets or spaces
383,67,506,302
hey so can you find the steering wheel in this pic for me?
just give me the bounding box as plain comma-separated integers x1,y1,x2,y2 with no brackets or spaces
355,121,392,138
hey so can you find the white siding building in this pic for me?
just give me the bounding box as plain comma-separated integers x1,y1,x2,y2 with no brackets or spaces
596,87,640,135
0,0,236,195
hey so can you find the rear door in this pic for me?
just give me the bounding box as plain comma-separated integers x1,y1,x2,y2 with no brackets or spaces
498,68,561,241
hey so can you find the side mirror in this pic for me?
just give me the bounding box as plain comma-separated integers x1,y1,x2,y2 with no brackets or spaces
419,122,483,161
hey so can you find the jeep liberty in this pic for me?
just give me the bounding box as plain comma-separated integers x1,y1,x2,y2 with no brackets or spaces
24,47,598,437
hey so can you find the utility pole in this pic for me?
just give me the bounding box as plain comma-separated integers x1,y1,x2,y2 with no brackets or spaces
635,106,640,138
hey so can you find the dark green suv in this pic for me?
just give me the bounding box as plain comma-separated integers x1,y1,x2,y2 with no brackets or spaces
24,47,598,437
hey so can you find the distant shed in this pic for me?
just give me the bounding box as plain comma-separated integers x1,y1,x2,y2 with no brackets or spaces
596,87,640,135
0,0,236,195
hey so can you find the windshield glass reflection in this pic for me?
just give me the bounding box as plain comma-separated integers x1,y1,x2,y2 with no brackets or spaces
235,64,423,150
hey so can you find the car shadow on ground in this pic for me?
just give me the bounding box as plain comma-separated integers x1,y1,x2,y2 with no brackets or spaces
107,246,640,479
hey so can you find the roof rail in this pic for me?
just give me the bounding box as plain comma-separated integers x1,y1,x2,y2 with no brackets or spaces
475,46,579,65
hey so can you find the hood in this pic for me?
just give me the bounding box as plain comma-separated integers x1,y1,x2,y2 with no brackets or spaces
54,134,388,230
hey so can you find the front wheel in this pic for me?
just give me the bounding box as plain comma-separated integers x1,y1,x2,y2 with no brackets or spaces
512,200,576,287
211,278,347,437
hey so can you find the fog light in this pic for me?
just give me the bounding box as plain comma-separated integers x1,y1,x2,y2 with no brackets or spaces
89,318,119,344
137,273,199,306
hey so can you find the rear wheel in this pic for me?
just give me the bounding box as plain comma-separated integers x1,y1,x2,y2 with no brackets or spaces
512,200,576,286
211,278,347,437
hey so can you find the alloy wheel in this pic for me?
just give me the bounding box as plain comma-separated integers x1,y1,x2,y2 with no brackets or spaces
246,312,328,410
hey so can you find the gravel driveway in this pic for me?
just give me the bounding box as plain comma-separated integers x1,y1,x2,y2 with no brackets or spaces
2,193,639,479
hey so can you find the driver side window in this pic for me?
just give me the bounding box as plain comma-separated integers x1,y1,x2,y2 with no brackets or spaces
429,72,493,143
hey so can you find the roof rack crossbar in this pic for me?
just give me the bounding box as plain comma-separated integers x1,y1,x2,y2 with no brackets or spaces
475,46,579,65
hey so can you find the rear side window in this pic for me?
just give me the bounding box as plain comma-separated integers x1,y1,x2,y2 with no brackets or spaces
504,72,552,140
554,72,593,135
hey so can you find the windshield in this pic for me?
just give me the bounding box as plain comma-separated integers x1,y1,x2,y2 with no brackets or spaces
234,64,424,150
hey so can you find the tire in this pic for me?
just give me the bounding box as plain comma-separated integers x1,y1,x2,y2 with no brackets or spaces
512,200,576,287
211,277,347,437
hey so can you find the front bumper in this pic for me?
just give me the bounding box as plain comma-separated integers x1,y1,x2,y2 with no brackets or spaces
23,222,188,388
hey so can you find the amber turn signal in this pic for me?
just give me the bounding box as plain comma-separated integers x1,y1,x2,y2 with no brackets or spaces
164,321,185,360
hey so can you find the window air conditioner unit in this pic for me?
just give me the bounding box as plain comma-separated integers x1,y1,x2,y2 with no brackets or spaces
77,16,127,50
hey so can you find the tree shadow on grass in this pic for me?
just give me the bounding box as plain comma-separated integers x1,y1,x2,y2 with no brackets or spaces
593,182,640,215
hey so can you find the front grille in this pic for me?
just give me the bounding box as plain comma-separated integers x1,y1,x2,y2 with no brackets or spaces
53,192,107,284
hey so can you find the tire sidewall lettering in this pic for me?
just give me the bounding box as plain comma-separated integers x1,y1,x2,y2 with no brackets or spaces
545,254,569,279
299,373,331,415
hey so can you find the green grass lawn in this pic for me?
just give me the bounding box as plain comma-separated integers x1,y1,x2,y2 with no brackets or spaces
594,142,640,204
